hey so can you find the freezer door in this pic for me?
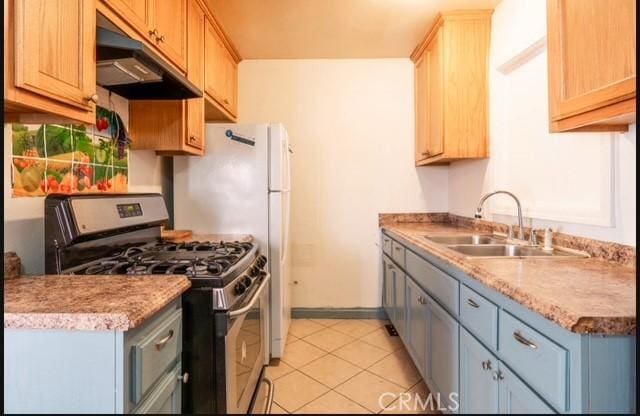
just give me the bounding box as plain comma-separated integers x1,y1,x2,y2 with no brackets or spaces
173,123,270,256
269,123,291,192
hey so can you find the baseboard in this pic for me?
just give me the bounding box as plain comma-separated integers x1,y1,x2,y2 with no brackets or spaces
291,307,388,320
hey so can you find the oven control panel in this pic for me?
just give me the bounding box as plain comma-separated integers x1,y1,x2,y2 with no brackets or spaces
117,203,143,218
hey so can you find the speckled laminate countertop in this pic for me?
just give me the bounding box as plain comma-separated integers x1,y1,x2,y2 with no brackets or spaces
4,275,191,331
381,221,636,335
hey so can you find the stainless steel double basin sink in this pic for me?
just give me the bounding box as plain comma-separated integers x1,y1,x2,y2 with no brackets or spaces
424,234,587,259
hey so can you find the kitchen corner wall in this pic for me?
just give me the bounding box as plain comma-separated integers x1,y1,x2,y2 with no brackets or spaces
239,59,449,308
3,86,165,274
449,0,636,246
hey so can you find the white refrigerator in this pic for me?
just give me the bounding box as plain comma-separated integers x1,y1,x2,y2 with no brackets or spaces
173,123,292,359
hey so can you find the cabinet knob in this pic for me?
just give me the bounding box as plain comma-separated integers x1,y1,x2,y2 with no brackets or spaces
149,28,160,39
188,135,197,143
223,98,230,104
492,370,504,381
178,372,189,384
85,94,99,104
421,151,430,157
157,34,166,43
417,296,427,305
481,360,492,371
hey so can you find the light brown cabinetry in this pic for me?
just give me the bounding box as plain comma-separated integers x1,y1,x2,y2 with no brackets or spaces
204,17,238,120
546,0,636,132
104,0,187,71
129,0,205,155
4,0,97,125
411,11,492,166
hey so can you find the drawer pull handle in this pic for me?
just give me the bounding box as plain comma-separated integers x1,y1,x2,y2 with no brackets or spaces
387,264,394,270
155,329,174,350
513,331,537,349
481,360,492,370
417,296,427,305
467,298,480,308
383,238,390,243
394,247,401,251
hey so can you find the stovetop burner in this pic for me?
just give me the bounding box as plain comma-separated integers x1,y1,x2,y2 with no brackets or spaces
70,240,257,287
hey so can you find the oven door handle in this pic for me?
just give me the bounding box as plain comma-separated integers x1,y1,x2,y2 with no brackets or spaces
228,272,271,318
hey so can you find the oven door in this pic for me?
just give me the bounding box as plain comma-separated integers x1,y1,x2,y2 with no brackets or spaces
225,273,270,414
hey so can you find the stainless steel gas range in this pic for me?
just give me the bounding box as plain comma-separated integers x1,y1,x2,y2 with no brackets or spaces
44,193,273,414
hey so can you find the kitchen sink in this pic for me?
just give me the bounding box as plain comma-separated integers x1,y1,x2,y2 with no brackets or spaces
425,234,506,245
446,244,587,258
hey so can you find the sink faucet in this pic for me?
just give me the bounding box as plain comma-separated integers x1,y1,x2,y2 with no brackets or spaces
474,190,525,240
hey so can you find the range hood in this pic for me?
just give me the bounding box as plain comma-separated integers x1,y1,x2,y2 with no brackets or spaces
96,28,202,100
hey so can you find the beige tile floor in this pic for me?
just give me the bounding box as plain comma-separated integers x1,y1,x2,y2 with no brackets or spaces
260,318,440,414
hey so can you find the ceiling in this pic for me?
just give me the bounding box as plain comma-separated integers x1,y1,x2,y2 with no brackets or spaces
207,0,500,59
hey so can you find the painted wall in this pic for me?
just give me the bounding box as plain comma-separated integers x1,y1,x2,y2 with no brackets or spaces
3,87,165,274
448,0,636,246
238,59,449,308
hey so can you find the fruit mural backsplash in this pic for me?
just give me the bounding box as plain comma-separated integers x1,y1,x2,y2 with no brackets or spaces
11,106,131,197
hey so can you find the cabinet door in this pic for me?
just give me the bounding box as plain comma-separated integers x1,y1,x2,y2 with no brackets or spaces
415,53,429,162
382,258,395,322
425,26,444,159
13,0,96,112
152,0,187,70
405,277,429,379
104,0,152,37
498,365,554,414
428,295,459,411
134,364,182,414
393,270,406,338
459,328,499,414
185,0,205,151
547,0,636,123
204,19,237,115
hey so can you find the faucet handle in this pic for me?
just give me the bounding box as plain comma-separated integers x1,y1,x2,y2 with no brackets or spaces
529,229,539,246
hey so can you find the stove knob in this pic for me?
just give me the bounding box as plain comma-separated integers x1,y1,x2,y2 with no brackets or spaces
234,282,246,296
257,255,267,268
249,266,260,277
243,276,252,287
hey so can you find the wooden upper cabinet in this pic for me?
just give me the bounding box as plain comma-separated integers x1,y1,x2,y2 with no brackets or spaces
185,0,205,151
152,0,187,70
412,11,492,166
4,0,97,124
104,0,151,36
547,0,636,132
204,17,238,119
103,0,186,71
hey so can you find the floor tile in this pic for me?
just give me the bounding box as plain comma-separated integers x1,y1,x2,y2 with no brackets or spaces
360,327,404,352
285,334,299,345
272,371,330,413
334,370,406,413
332,319,379,338
288,319,325,338
299,354,362,388
302,327,355,352
332,339,391,368
281,339,327,368
310,318,344,327
271,403,289,414
296,390,372,414
367,348,422,388
265,359,295,381
381,380,440,414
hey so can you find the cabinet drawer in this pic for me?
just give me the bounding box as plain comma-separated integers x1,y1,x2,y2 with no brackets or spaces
391,241,405,267
406,250,459,315
499,311,567,412
131,309,183,404
382,234,393,256
460,285,498,350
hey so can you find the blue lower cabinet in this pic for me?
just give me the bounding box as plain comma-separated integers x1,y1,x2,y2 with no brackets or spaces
498,365,554,414
428,294,460,412
405,276,429,379
394,270,406,338
382,256,395,322
134,363,182,414
459,328,499,414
